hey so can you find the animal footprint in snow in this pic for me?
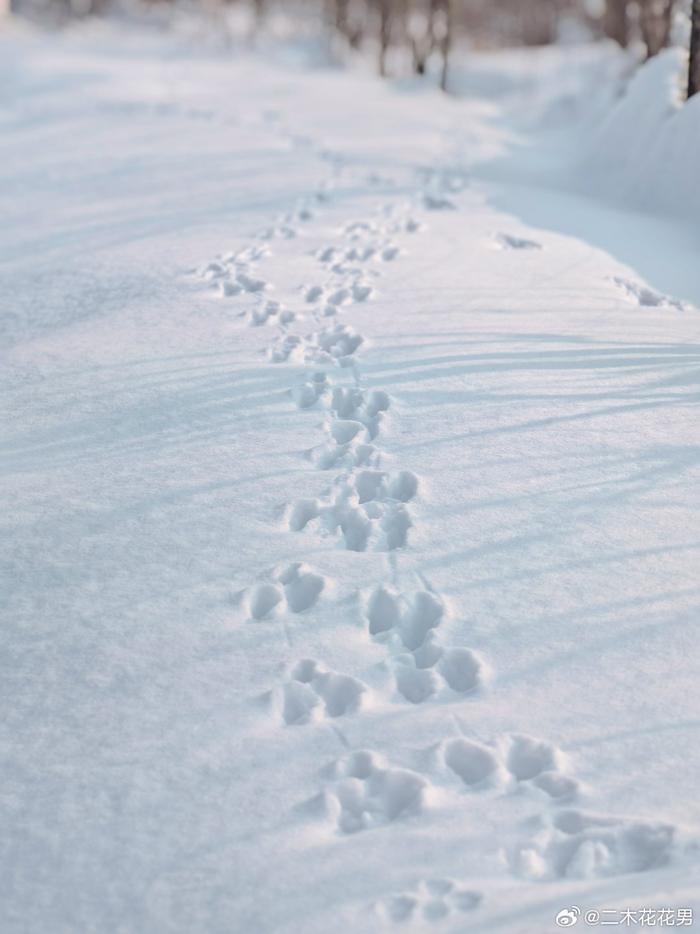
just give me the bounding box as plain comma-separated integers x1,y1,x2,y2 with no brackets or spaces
332,386,390,420
304,284,325,304
340,240,397,264
325,286,351,307
308,439,378,472
399,591,444,650
305,323,364,365
316,281,374,311
506,734,578,800
394,644,486,704
232,244,269,264
507,733,561,781
351,280,373,302
442,738,502,788
268,334,302,363
344,243,379,263
197,247,265,282
277,562,325,612
327,750,429,834
330,420,364,444
197,260,227,281
388,216,422,234
367,587,440,645
366,587,490,703
439,733,577,801
344,220,379,239
289,467,417,553
198,247,271,295
422,192,456,211
368,587,447,650
280,201,314,224
236,272,267,292
219,270,268,296
379,878,482,924
290,371,329,409
359,468,418,503
295,204,314,222
316,245,339,266
258,225,296,240
276,658,367,725
250,299,291,327
612,276,685,310
301,388,390,471
512,809,676,881
494,232,542,250
243,564,326,619
246,582,284,621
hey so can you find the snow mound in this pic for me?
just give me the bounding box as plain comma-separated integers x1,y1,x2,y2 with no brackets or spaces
582,48,700,219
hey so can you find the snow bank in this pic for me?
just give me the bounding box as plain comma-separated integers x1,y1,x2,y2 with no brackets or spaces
581,48,700,219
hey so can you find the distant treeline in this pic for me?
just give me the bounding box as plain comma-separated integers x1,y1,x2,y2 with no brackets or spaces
9,0,700,98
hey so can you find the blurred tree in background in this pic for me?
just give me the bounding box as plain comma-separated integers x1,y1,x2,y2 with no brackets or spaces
689,0,700,94
5,0,698,98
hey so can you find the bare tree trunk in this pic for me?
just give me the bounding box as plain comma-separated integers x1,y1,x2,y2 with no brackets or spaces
409,0,450,83
640,0,675,59
435,0,452,92
330,0,366,50
520,0,559,45
378,0,392,76
252,0,265,36
689,0,700,98
603,0,630,47
411,35,428,74
411,17,432,75
335,0,350,39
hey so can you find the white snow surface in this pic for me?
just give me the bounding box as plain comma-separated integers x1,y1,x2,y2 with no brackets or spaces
1,18,700,934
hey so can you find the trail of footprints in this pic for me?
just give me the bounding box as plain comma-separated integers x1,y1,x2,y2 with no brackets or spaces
195,156,678,914
321,732,578,837
324,735,578,834
290,393,415,552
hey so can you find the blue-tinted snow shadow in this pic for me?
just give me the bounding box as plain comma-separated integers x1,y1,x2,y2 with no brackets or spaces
362,332,700,682
440,61,700,309
0,353,305,475
482,174,700,309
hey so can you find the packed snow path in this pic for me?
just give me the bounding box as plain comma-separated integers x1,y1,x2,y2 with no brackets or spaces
1,25,699,934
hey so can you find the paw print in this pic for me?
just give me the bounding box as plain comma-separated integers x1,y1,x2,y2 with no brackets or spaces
379,878,482,924
275,658,367,725
241,563,327,620
364,585,488,704
439,733,580,801
327,750,429,834
512,809,675,881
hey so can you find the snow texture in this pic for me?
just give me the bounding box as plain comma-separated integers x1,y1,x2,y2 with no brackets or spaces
1,16,699,934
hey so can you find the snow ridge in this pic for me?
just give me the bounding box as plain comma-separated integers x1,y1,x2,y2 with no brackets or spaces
192,129,681,924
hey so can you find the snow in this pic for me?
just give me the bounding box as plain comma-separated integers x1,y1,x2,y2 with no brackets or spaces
583,48,700,220
1,15,699,934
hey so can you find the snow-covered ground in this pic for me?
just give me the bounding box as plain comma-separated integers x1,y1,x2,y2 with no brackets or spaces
1,17,700,934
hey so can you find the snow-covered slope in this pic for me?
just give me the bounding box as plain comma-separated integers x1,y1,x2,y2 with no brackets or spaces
453,42,700,308
1,21,699,934
581,47,700,220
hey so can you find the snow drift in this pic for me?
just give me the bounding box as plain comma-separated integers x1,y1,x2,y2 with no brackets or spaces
581,47,700,220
